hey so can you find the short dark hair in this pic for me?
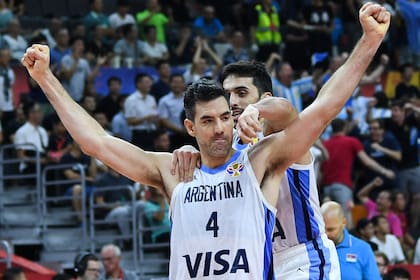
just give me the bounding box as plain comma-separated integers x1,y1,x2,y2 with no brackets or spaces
184,78,228,121
220,61,272,96
52,273,72,280
107,76,122,86
368,118,385,129
384,267,411,280
2,267,24,280
371,215,386,227
134,73,152,85
331,118,346,133
22,99,38,118
355,218,371,234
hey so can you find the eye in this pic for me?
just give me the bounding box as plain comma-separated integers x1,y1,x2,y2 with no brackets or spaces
238,91,247,97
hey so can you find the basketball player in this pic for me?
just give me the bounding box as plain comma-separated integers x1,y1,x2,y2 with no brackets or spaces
21,3,389,279
172,2,390,279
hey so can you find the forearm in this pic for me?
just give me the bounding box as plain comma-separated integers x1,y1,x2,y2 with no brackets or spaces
314,34,383,122
375,145,401,161
252,97,297,132
36,70,107,155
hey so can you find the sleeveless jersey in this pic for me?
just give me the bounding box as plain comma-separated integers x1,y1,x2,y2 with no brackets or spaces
169,150,276,279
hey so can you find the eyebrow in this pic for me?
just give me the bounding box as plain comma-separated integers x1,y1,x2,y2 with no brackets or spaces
200,111,231,120
225,86,249,93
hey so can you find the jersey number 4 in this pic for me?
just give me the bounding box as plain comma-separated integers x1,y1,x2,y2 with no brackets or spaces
206,211,219,238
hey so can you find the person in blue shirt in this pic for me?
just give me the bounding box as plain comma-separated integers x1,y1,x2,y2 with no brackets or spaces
193,5,225,43
321,201,381,280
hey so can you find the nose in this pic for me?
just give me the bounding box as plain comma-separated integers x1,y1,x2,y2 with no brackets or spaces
214,119,224,134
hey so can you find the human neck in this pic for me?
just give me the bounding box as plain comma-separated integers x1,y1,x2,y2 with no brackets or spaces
201,149,235,169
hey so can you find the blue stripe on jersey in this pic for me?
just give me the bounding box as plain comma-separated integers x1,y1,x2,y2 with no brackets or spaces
262,203,275,280
287,169,320,243
305,236,331,280
200,150,241,174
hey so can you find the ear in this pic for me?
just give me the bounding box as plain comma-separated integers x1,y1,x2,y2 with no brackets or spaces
261,92,272,99
184,118,196,137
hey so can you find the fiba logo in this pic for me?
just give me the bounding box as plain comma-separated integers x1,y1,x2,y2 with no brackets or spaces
226,162,244,177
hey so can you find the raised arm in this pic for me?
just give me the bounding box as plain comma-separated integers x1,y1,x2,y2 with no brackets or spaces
21,45,174,194
247,3,391,176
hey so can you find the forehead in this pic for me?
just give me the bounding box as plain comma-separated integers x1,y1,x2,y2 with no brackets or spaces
223,75,257,93
87,260,99,268
195,97,230,118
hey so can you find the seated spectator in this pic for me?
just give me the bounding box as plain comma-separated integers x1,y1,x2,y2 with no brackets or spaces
111,95,131,142
0,0,14,33
375,251,389,278
371,215,406,264
80,95,96,116
113,23,143,68
384,267,411,280
2,267,26,280
0,48,15,130
355,218,379,251
100,244,137,279
40,17,63,49
183,37,222,84
85,24,113,66
169,25,194,66
108,0,135,32
94,168,138,240
96,76,122,122
83,0,112,38
144,187,170,243
141,25,169,66
150,60,171,102
14,100,49,176
357,178,403,239
61,141,97,221
193,5,225,44
366,91,392,121
394,63,420,101
50,28,71,75
47,115,72,163
223,30,250,65
2,18,27,62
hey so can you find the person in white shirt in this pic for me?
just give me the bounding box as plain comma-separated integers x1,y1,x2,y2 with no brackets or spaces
108,0,135,31
370,215,407,264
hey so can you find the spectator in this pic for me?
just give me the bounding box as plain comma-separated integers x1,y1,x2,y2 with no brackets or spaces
73,253,100,280
111,95,131,142
47,115,72,163
125,73,159,151
2,18,27,62
96,76,122,122
0,0,14,33
60,36,103,102
321,201,381,280
144,186,170,243
193,5,225,44
384,267,411,280
136,0,169,43
83,0,112,38
0,48,15,130
268,56,314,112
394,63,420,101
357,179,403,239
39,17,63,49
183,37,222,84
302,0,334,55
85,24,113,67
50,28,70,74
361,118,401,192
355,217,379,251
386,99,420,229
80,95,96,116
94,168,136,240
321,118,395,227
375,251,389,278
222,30,250,65
341,0,363,52
2,267,26,280
141,25,169,66
14,100,49,175
371,215,406,264
169,25,194,66
61,141,97,221
158,74,189,150
249,0,282,62
366,91,392,122
100,244,137,280
113,23,143,68
150,60,171,102
108,0,135,31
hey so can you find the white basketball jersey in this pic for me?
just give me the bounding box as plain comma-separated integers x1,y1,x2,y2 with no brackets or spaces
169,150,276,280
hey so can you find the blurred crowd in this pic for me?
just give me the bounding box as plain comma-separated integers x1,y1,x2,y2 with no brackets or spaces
0,0,420,277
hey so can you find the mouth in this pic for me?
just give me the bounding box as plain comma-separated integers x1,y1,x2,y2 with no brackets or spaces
231,108,243,118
